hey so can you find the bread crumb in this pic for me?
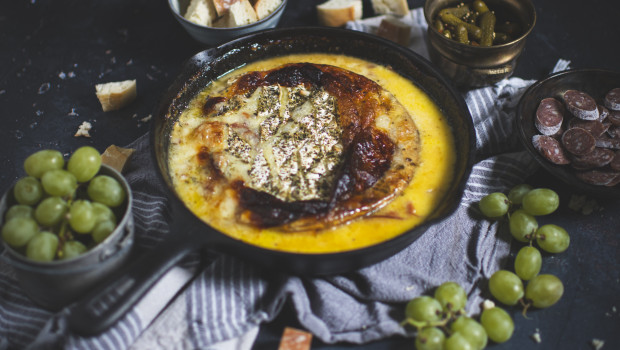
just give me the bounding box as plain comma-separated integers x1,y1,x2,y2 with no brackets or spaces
531,328,541,343
140,114,152,123
482,299,496,310
591,338,605,350
74,121,92,138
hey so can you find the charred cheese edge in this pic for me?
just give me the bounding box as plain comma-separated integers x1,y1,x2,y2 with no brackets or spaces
169,54,456,253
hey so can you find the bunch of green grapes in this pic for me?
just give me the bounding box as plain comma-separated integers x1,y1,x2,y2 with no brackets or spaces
479,184,567,313
402,281,514,350
1,147,126,262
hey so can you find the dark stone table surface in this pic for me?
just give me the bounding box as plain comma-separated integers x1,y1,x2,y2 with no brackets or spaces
1,1,618,349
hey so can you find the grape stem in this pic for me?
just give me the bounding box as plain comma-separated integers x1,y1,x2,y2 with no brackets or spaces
519,298,532,319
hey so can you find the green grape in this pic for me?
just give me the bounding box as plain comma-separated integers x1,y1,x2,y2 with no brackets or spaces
41,169,77,197
67,146,102,182
26,231,58,262
507,183,533,205
5,204,34,221
91,202,117,224
480,307,514,343
536,224,570,253
415,327,445,350
2,217,39,248
87,175,125,207
24,149,64,178
405,296,443,323
13,176,43,205
522,188,559,216
508,209,538,242
34,197,68,227
92,220,116,243
450,317,488,350
445,332,474,350
488,270,524,306
434,281,467,312
525,274,564,308
62,240,88,260
514,246,542,280
69,200,96,234
478,192,509,218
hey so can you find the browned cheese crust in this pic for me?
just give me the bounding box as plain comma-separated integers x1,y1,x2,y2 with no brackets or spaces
188,63,420,231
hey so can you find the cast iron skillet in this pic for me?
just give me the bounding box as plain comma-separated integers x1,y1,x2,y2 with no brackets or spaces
67,27,475,336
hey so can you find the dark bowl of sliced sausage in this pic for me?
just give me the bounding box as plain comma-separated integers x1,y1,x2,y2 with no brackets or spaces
516,68,620,198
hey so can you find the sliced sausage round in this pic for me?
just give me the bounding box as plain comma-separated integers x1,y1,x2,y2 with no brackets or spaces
563,89,599,120
571,147,615,169
604,87,620,111
607,110,620,126
532,134,570,165
535,98,564,135
561,127,596,155
568,119,609,138
595,136,620,149
575,169,620,186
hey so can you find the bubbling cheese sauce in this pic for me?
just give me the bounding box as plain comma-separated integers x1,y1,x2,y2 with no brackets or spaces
168,53,456,253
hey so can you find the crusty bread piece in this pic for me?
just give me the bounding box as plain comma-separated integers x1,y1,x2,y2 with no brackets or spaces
253,0,282,20
95,80,137,112
102,145,136,173
213,0,238,17
371,0,409,16
317,0,362,27
184,0,218,26
228,0,258,26
74,121,92,138
376,16,411,46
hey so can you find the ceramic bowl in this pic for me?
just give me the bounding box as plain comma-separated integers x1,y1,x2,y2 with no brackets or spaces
0,164,134,310
168,0,288,46
424,0,536,89
516,68,620,198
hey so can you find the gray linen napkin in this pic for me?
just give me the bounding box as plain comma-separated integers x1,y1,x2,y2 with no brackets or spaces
0,7,569,349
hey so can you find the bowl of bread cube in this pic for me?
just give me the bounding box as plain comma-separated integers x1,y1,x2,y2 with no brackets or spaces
169,0,287,46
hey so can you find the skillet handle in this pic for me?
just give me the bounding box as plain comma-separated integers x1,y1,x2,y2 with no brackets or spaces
67,233,195,336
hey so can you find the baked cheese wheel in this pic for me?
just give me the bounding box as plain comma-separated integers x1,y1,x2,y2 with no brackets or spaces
175,63,421,231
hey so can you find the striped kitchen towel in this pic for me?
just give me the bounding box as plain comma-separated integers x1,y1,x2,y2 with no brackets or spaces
0,8,570,350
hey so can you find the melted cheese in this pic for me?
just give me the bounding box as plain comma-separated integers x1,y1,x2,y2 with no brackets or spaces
169,53,456,253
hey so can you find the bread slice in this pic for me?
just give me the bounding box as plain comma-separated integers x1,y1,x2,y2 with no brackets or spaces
228,0,258,26
371,0,409,16
253,0,282,20
376,16,411,46
317,0,362,27
212,0,238,17
95,80,137,112
184,0,218,26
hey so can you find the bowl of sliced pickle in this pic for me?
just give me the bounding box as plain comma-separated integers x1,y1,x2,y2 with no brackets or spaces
0,146,134,310
424,0,536,88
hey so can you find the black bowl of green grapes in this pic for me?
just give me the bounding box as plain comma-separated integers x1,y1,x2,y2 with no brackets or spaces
0,146,134,310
